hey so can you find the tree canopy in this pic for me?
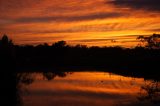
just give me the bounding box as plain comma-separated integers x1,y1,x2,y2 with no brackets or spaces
137,33,160,49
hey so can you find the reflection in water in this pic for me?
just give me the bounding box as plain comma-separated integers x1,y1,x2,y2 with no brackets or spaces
42,72,71,81
138,81,160,104
17,73,34,85
17,71,70,106
18,72,160,106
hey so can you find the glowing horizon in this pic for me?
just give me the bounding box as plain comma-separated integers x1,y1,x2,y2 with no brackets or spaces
0,0,160,47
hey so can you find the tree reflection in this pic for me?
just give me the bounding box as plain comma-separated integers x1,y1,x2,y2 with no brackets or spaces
17,73,34,85
16,71,71,105
138,81,160,104
18,71,71,84
42,72,71,81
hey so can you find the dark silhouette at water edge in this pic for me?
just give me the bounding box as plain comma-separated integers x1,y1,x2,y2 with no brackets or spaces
1,34,160,80
0,35,18,106
0,34,160,105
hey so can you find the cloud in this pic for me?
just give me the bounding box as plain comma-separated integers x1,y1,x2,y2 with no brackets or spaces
71,39,116,43
12,12,124,24
0,0,159,47
109,0,160,12
148,28,160,32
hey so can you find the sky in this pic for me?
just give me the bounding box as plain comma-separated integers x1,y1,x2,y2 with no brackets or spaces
0,0,160,47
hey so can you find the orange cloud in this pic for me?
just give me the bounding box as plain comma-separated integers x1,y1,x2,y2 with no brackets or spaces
0,0,159,47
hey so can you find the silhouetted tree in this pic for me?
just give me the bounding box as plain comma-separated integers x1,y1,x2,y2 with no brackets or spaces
137,33,160,49
0,34,15,59
52,40,66,48
0,34,17,106
0,34,14,47
75,44,87,49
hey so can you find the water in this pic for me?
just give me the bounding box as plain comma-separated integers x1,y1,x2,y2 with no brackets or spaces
18,72,160,106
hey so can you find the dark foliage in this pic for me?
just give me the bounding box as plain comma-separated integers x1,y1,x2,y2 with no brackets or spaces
137,33,160,48
0,34,160,80
0,34,160,105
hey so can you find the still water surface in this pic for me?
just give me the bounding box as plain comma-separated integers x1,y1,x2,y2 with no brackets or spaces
19,72,160,106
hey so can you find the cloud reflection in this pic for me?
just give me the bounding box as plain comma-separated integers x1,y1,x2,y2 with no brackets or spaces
21,72,149,106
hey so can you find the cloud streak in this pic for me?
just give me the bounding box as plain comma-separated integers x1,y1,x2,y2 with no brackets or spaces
0,0,160,47
109,0,160,12
11,12,123,24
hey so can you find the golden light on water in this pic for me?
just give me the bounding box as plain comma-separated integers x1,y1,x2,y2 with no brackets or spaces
21,72,150,106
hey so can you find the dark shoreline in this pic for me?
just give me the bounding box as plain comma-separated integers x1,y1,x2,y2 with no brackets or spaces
16,64,160,81
1,35,160,105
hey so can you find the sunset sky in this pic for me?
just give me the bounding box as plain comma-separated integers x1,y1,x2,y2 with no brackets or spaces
0,0,160,47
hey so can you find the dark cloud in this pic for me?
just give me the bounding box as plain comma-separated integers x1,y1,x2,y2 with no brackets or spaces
148,28,160,32
71,39,116,43
0,0,41,11
109,0,160,12
13,12,124,23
